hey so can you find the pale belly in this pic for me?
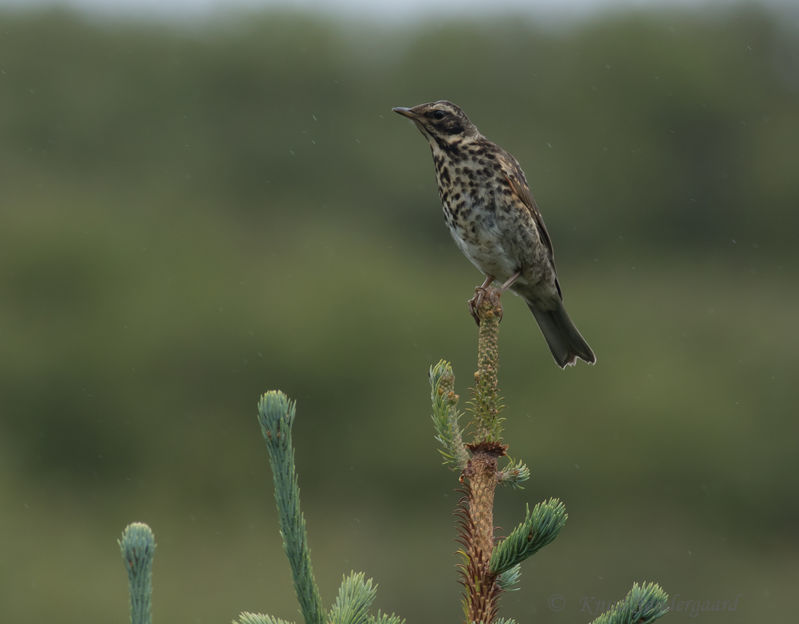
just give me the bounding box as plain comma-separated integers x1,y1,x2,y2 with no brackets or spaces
444,189,533,276
450,221,519,283
442,192,557,302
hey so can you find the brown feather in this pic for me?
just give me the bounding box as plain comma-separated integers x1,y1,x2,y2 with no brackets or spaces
495,149,563,299
495,149,556,269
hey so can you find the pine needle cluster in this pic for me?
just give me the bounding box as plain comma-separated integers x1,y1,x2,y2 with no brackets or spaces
428,287,669,624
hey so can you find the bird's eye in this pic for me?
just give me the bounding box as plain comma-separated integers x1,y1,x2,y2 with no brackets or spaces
432,110,446,120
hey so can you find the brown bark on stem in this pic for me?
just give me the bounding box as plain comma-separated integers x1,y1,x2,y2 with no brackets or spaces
459,287,508,623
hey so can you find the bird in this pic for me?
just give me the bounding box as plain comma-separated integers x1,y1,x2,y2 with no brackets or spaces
393,100,595,368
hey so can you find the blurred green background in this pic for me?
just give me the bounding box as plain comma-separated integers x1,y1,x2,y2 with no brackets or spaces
1,3,797,622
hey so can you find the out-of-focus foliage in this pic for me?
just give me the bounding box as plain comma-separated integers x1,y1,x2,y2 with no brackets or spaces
0,5,796,624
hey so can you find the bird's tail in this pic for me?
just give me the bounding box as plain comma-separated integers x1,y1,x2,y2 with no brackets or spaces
527,299,596,368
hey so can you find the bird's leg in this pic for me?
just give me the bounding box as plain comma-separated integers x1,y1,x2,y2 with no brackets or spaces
468,275,495,325
498,270,521,292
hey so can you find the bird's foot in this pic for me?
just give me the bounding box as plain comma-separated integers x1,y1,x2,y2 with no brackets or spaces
468,286,504,325
468,276,496,325
468,273,518,324
468,288,488,325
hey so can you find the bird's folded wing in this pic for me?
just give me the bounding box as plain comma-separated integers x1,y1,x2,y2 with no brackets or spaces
495,149,556,267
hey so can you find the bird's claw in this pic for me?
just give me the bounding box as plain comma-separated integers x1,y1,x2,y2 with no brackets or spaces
468,288,486,325
468,286,504,325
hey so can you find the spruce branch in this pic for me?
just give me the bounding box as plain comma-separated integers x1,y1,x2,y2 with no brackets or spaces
497,458,530,489
430,359,469,471
328,572,378,624
430,284,667,624
458,451,503,623
257,391,324,624
235,614,296,624
455,288,508,623
495,565,522,592
119,522,156,624
367,611,406,624
469,289,505,443
489,498,567,576
588,582,670,624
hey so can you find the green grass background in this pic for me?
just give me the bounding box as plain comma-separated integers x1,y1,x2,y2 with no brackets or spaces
1,5,797,623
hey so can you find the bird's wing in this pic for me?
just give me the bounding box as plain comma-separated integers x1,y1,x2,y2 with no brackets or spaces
495,148,556,266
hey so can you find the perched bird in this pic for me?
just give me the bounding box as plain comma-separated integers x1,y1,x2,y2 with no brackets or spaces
393,100,595,368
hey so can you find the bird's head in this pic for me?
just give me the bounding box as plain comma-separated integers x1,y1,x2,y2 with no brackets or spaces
393,100,479,147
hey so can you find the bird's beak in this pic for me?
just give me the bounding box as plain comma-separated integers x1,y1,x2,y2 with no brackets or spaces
392,106,416,119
